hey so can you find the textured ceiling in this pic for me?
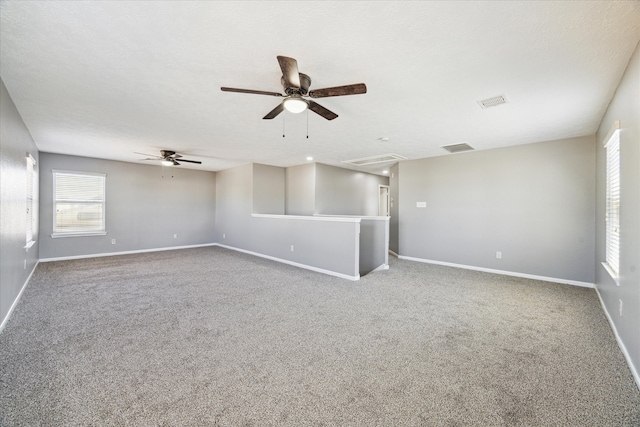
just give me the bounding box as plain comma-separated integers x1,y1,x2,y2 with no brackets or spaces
1,1,639,175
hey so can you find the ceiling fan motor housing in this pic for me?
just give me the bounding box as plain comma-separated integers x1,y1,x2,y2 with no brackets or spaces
282,73,311,95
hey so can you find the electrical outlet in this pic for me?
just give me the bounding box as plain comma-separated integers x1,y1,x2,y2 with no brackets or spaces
173,234,177,239
496,251,502,259
291,245,294,252
619,299,623,316
223,233,226,239
24,259,27,270
111,239,116,244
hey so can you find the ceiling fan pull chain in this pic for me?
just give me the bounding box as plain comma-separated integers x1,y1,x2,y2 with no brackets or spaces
306,110,309,139
283,115,286,138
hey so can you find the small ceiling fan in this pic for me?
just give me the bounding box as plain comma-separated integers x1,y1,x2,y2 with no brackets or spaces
221,56,367,120
136,150,202,166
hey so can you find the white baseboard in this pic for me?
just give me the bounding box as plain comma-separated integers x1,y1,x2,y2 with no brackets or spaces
216,244,360,281
398,255,594,288
0,261,39,333
39,243,217,263
594,287,640,390
388,250,399,258
371,263,390,273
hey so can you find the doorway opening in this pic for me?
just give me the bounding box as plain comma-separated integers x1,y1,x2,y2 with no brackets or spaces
379,185,390,216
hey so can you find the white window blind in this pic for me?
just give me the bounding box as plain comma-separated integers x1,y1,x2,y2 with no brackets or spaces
26,154,36,246
604,128,620,278
53,170,106,236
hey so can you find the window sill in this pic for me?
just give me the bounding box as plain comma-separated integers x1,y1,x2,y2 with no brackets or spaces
51,232,107,238
601,262,620,286
24,240,36,251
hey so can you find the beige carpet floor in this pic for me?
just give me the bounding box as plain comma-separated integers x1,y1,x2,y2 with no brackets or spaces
1,246,639,426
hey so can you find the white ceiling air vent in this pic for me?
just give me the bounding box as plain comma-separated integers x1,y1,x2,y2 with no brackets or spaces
342,153,407,166
478,94,507,109
441,143,475,153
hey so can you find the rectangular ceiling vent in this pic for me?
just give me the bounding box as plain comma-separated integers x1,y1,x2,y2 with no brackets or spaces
441,143,475,153
342,153,407,166
478,94,507,109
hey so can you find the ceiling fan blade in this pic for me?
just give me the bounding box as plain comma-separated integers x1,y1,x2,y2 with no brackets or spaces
174,159,202,164
277,56,301,89
309,83,367,98
221,87,283,97
263,102,286,120
307,100,338,121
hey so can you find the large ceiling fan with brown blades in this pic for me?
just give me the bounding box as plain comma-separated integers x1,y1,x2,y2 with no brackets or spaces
221,56,367,121
135,150,202,166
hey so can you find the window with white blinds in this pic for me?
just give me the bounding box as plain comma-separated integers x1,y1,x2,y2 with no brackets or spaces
25,154,37,247
53,170,106,236
604,127,620,278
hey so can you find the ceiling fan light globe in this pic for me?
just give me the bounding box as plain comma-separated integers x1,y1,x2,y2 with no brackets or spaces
161,160,174,166
283,98,308,114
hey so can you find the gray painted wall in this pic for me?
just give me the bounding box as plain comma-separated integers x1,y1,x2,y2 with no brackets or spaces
285,162,389,216
253,163,285,214
39,153,216,259
0,78,40,328
359,218,389,275
216,163,361,277
315,163,389,216
250,215,360,278
214,163,253,245
285,163,315,215
398,136,596,284
595,41,640,382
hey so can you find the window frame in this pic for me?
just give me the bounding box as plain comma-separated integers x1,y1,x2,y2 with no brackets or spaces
52,169,107,238
602,121,620,284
